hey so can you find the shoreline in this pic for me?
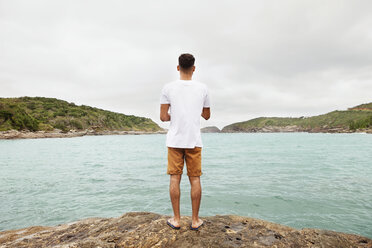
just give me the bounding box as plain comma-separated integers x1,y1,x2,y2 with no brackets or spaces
221,130,372,134
0,129,167,140
0,212,370,247
1,128,371,140
221,125,372,134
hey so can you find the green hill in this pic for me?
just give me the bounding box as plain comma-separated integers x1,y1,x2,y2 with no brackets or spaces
222,102,372,133
0,97,161,132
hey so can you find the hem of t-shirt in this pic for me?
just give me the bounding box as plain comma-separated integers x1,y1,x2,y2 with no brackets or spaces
167,145,203,149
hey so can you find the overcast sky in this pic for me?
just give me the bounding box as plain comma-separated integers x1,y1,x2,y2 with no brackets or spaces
1,0,372,129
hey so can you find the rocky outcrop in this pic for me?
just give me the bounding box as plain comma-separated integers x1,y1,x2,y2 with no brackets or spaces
201,126,221,133
0,129,167,139
0,212,370,248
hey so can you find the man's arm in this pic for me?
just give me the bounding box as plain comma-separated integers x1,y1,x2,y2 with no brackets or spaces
201,107,210,120
160,104,171,122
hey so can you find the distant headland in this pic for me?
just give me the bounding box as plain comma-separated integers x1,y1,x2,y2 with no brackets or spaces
0,97,164,139
221,102,372,134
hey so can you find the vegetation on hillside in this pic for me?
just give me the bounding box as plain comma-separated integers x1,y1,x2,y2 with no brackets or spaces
0,97,161,132
348,102,372,111
222,102,372,132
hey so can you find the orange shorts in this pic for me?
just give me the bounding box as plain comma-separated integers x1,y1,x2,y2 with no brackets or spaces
167,146,202,177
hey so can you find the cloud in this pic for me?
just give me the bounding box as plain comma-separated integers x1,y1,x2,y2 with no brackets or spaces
1,0,372,129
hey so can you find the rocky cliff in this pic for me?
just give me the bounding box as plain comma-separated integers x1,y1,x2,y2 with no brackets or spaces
0,212,371,248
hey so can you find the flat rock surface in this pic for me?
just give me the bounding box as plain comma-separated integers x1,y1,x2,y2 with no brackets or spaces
0,212,371,248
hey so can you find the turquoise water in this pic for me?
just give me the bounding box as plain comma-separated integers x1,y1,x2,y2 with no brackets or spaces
0,133,371,238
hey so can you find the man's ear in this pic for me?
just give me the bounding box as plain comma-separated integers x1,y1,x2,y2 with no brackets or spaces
192,66,195,72
177,65,180,71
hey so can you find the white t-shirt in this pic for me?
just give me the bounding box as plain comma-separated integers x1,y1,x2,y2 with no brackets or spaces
160,79,210,148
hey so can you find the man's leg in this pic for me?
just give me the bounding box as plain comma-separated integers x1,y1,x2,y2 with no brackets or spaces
167,147,185,228
189,176,203,228
168,174,182,227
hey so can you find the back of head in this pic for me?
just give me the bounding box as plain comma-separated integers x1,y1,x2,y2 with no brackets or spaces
178,53,195,71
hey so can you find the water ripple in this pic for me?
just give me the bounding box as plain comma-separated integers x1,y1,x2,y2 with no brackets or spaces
0,133,371,238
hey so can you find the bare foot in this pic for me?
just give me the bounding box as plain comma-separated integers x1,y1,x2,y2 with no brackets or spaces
191,218,203,229
167,217,180,228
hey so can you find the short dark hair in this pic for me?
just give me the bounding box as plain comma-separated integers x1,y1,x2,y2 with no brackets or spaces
178,53,195,70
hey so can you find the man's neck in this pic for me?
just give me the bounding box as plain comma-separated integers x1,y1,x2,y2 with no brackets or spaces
180,74,193,80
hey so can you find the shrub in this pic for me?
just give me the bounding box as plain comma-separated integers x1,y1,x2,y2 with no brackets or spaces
70,119,84,130
349,115,372,130
0,110,13,121
27,102,37,110
39,123,54,131
53,119,69,132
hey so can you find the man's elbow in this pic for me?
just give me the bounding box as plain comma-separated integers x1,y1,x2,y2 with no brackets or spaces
202,113,210,120
160,114,170,122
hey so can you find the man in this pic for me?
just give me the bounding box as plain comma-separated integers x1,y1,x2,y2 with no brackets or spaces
160,53,210,230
